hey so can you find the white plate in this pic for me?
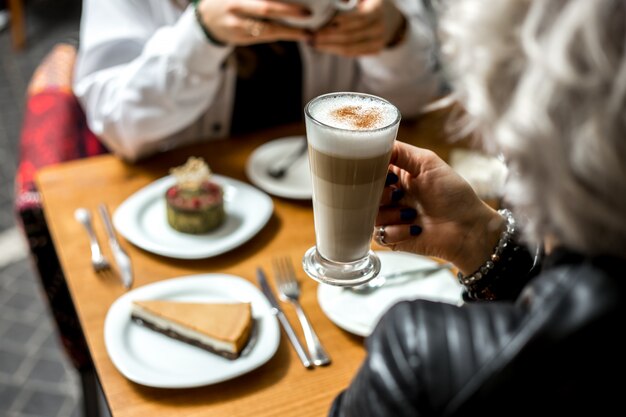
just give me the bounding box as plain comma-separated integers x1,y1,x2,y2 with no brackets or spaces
104,274,280,388
246,136,312,200
317,251,463,337
113,175,273,259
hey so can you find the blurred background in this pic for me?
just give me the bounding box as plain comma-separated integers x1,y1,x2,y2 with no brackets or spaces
1,1,109,416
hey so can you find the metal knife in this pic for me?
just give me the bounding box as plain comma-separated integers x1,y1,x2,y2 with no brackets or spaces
349,263,454,295
98,203,133,289
257,267,313,369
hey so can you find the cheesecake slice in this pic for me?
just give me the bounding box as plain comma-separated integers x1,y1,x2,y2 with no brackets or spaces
131,300,254,359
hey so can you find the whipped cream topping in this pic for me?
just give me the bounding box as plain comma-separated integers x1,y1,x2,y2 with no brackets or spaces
170,157,212,191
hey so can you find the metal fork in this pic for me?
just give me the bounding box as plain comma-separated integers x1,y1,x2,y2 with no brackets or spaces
273,256,331,366
74,207,111,272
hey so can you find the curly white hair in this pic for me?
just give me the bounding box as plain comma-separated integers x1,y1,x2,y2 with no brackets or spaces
440,0,626,258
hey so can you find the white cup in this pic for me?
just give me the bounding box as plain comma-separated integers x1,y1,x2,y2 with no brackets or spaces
278,0,359,30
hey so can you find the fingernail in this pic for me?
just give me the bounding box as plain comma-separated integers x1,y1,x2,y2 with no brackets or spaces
385,172,398,186
400,208,417,221
410,225,422,236
391,188,404,202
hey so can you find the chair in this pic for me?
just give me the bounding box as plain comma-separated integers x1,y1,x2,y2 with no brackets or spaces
14,41,109,416
7,0,26,50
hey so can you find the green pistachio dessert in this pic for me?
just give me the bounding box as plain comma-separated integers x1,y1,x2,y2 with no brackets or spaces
165,157,225,234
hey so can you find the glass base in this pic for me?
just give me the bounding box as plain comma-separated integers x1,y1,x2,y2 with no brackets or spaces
302,246,381,287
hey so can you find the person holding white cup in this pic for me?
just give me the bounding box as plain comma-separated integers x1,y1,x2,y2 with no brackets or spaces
74,0,443,161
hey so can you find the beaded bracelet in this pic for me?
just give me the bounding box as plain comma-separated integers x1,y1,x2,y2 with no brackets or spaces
457,208,516,287
457,209,538,301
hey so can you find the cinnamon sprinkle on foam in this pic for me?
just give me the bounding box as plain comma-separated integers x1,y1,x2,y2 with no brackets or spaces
331,105,382,129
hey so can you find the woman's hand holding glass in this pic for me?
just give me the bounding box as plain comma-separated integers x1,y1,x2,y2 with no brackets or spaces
376,141,505,276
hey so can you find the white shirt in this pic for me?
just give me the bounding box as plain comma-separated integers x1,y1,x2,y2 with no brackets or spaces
74,0,441,161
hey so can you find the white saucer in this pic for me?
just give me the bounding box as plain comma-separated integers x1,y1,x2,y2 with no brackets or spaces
317,251,463,337
246,136,312,200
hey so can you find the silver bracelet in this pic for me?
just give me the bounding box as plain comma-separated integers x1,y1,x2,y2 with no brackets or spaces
457,209,516,286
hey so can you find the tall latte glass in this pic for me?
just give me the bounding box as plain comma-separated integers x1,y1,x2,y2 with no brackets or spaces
303,92,400,286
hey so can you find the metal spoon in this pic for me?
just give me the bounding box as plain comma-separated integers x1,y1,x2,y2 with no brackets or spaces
266,138,307,179
349,263,454,295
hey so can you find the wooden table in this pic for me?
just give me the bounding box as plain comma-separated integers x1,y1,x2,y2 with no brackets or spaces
36,111,454,417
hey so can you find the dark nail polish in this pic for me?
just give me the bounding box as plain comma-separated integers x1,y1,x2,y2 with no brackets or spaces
385,172,398,186
410,225,422,236
400,208,417,221
391,188,404,202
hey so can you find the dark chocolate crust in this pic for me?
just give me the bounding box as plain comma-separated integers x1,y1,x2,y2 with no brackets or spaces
131,314,256,360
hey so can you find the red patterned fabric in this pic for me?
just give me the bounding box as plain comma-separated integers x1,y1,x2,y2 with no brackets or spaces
15,42,109,211
15,91,107,210
14,43,108,371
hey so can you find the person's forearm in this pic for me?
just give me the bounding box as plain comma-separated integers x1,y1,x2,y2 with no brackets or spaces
74,6,232,160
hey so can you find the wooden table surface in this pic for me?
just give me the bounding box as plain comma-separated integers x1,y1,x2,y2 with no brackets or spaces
36,110,455,417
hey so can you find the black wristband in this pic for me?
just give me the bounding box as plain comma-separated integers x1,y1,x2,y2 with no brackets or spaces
192,0,227,47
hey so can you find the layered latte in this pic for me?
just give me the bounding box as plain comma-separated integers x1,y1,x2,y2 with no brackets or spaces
305,93,400,263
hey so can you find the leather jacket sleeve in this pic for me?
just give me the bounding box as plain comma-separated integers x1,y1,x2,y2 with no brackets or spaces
328,249,625,417
329,298,523,417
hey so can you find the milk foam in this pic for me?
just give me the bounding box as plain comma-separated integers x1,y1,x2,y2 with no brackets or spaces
309,95,398,130
306,93,400,158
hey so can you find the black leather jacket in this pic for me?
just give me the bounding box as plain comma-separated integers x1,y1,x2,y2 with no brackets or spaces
329,248,626,416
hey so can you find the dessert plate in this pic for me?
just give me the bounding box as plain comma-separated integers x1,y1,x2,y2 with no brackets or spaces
317,251,463,337
105,274,280,388
246,136,312,200
113,174,273,259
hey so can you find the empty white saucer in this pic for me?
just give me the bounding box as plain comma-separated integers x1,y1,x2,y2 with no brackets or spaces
246,136,312,200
